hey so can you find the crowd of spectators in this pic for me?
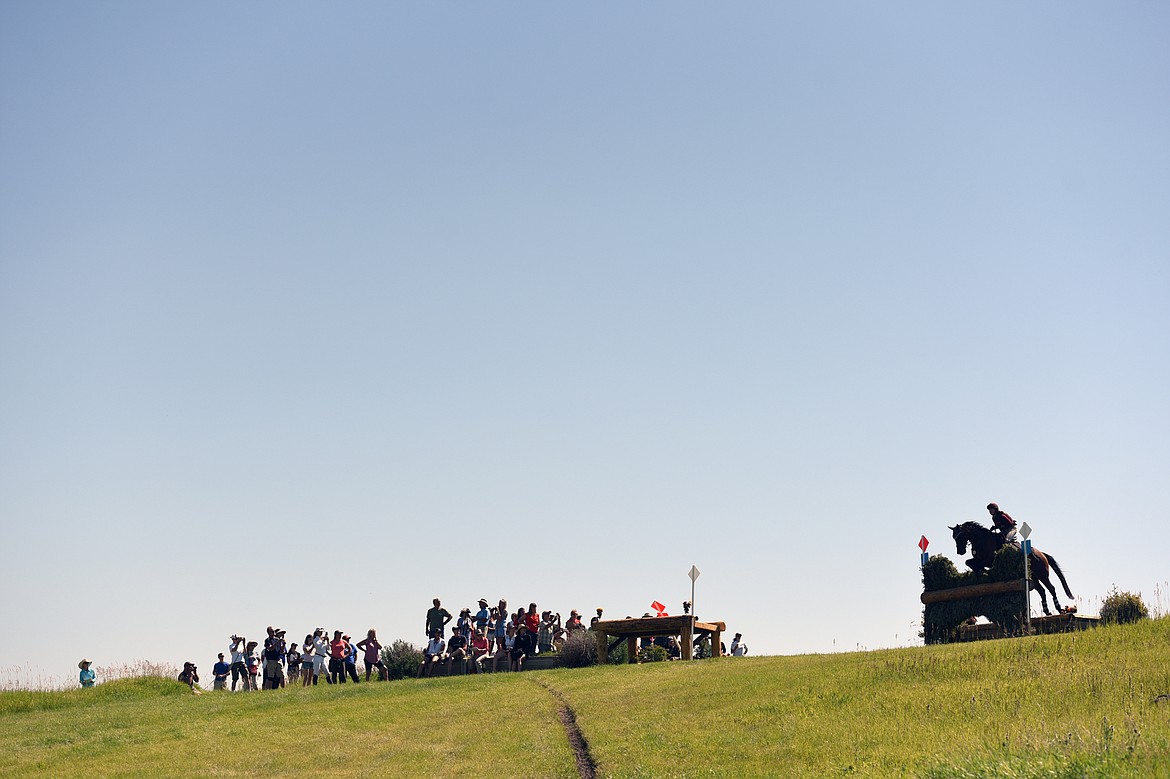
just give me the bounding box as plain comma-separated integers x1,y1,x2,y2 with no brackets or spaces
75,598,745,689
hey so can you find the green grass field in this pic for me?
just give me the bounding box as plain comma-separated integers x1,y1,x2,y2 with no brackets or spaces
3,618,1169,778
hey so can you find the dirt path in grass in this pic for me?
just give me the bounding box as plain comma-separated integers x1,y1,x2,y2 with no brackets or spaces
534,679,598,779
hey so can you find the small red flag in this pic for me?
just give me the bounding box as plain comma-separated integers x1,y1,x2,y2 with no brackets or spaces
919,535,929,552
651,601,667,616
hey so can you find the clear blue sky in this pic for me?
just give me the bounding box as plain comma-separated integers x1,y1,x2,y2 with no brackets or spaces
2,2,1167,685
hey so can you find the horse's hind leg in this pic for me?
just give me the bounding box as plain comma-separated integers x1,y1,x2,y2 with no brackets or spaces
1046,579,1062,613
1033,583,1052,616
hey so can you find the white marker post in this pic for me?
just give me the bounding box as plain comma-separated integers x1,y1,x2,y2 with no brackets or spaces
688,565,701,619
1019,522,1033,634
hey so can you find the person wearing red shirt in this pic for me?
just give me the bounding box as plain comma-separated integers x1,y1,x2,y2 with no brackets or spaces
328,630,350,684
526,598,538,640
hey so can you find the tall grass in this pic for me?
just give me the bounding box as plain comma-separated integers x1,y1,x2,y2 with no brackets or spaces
0,659,177,693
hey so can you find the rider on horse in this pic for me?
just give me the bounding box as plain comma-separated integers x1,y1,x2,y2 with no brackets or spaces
987,502,1020,549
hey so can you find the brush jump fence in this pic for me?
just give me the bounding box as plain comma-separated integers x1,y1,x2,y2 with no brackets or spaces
921,550,1097,643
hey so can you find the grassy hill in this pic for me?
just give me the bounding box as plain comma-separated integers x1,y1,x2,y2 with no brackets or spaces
3,618,1168,778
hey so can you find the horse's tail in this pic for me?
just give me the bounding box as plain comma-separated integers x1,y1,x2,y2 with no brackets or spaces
1046,553,1074,599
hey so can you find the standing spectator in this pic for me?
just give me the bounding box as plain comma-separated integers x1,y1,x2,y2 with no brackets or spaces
475,599,490,634
425,598,452,638
343,634,361,683
456,608,474,641
524,603,540,648
357,629,386,681
590,608,604,628
730,633,748,656
418,629,446,678
78,659,96,688
491,607,507,655
537,611,557,654
329,630,349,684
565,610,585,637
301,636,315,683
666,636,682,660
228,635,248,691
262,630,286,690
287,643,302,682
312,629,330,685
245,641,261,690
212,653,231,691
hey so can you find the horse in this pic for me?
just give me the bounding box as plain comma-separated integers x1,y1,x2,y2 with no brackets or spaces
949,521,1074,616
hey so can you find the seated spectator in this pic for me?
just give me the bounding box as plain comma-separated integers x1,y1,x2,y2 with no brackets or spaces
447,629,469,673
510,623,535,671
178,661,202,694
418,629,446,678
469,628,491,673
212,653,231,691
666,636,681,660
494,623,516,673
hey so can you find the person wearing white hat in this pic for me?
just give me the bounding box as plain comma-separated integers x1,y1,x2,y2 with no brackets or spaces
78,659,96,688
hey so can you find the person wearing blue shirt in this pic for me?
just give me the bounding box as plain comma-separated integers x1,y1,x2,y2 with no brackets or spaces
212,653,231,690
343,634,360,683
475,599,490,633
78,659,96,687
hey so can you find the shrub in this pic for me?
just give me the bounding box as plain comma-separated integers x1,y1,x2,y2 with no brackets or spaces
1100,588,1148,625
559,633,597,668
380,640,423,681
637,645,669,663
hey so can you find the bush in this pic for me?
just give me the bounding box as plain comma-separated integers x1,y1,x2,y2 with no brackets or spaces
380,640,424,681
637,645,669,663
1100,588,1148,625
559,633,598,668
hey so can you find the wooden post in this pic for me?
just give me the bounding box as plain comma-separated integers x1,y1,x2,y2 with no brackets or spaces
681,618,694,661
711,625,723,657
595,629,608,664
627,636,637,664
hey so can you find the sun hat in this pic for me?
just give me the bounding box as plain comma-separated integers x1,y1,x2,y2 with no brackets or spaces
78,659,91,669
